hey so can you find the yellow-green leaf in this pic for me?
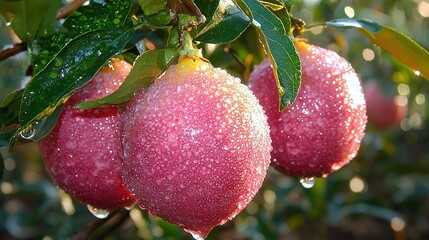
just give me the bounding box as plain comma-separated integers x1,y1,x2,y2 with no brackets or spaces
327,18,429,80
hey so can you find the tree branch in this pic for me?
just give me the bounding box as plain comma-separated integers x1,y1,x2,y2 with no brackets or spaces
0,42,27,62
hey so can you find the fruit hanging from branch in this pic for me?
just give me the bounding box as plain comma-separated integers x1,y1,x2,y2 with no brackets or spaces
39,59,135,212
363,81,407,129
248,39,367,180
120,46,272,239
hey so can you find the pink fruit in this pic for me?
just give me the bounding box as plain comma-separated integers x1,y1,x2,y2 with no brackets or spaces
363,81,407,129
248,39,367,178
120,57,272,239
39,59,135,210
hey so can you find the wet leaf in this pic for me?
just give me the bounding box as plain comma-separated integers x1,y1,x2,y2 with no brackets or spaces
235,0,301,110
0,0,60,41
76,48,179,109
30,0,132,73
29,32,72,73
196,0,250,44
63,0,132,36
327,18,429,80
19,28,134,128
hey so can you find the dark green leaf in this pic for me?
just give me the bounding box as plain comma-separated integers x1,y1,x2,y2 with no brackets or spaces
63,0,132,36
138,0,167,15
0,0,60,41
327,18,429,80
29,32,72,73
31,104,63,141
0,89,23,127
194,0,221,26
76,48,179,109
19,28,134,128
235,0,301,110
30,0,132,73
196,1,250,44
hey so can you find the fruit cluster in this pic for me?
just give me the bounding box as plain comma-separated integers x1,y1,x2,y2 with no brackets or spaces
39,40,367,239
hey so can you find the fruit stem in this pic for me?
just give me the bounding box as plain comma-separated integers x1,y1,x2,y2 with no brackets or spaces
179,31,203,61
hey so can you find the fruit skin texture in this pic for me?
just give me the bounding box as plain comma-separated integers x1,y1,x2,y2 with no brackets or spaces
248,40,367,178
363,81,407,129
39,59,135,210
120,57,272,238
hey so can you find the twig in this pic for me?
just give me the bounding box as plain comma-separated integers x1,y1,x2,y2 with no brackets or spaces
0,0,86,62
0,42,26,62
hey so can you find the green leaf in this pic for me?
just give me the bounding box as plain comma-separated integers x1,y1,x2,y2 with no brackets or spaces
196,0,250,44
235,0,301,110
260,1,284,11
0,0,61,41
63,0,132,36
19,28,134,128
31,104,63,141
29,32,72,73
76,48,179,109
327,18,429,80
195,0,220,24
138,0,167,15
0,89,23,127
29,0,132,73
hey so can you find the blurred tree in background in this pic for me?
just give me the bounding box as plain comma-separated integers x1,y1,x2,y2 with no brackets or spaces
1,0,429,239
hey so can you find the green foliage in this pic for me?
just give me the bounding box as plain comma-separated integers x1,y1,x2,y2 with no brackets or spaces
236,0,301,110
63,0,132,35
0,0,60,41
1,0,429,239
196,1,250,43
19,28,134,128
77,48,179,108
326,18,429,80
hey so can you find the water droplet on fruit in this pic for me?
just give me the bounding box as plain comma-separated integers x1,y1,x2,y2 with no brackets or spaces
20,126,36,140
300,177,315,188
188,230,207,240
87,204,110,219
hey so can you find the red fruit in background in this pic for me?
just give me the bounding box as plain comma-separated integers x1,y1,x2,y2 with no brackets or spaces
363,81,407,129
39,59,135,211
248,39,367,179
120,57,272,239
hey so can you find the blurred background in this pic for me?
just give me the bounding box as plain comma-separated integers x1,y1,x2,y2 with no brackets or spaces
1,0,429,239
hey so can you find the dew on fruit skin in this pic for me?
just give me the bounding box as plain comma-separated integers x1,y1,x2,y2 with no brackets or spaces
187,229,210,240
300,177,315,188
87,204,110,219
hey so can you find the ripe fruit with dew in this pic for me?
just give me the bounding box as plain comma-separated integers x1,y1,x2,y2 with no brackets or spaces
120,56,272,239
248,39,367,180
363,81,407,129
39,59,135,212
